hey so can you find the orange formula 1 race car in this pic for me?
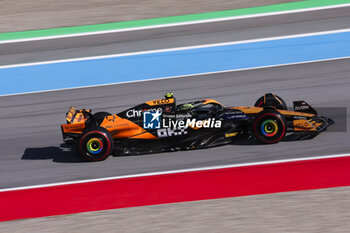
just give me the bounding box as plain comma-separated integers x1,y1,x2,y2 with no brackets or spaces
61,93,334,161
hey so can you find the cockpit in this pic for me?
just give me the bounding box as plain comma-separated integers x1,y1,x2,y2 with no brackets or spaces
175,100,224,120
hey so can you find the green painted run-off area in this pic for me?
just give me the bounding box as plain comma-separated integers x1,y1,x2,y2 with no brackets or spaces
0,0,350,41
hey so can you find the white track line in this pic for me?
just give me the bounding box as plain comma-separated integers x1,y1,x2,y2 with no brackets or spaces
1,3,350,44
1,153,350,192
1,28,350,70
0,28,349,98
1,56,350,98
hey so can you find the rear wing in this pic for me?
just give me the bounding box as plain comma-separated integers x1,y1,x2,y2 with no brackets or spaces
66,107,91,123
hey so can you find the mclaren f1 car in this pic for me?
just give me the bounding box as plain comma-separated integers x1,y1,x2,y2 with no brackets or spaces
61,93,334,161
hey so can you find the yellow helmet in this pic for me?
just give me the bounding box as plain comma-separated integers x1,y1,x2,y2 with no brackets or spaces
164,92,174,99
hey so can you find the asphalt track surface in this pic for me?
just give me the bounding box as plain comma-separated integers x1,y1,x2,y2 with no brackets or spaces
1,6,350,66
1,58,349,189
0,7,350,189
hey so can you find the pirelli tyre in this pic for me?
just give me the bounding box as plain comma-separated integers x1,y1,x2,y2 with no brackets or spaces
77,126,114,161
254,94,287,110
253,109,286,144
93,111,111,125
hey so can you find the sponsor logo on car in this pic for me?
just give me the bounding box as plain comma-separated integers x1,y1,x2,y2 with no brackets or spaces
293,115,307,120
152,99,171,105
223,113,247,120
225,132,238,138
295,105,310,111
295,121,313,128
157,128,188,137
127,108,162,118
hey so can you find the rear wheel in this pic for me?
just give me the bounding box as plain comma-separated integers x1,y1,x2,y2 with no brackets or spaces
77,126,114,161
253,109,286,144
93,112,111,125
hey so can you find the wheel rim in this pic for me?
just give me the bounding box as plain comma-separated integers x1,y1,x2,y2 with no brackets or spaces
86,137,104,155
254,112,286,144
260,119,278,137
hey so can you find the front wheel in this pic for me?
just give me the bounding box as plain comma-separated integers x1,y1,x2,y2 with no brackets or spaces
77,126,114,161
253,110,286,144
254,94,287,110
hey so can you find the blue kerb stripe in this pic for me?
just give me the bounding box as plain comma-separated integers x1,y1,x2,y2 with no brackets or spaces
1,32,350,95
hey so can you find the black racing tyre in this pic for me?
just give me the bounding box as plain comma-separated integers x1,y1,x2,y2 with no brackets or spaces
77,126,114,161
253,109,287,144
93,112,111,125
254,95,287,110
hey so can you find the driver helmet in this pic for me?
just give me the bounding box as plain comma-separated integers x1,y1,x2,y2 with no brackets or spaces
164,92,174,99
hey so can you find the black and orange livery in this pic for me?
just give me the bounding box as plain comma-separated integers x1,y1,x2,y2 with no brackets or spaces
61,93,333,161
